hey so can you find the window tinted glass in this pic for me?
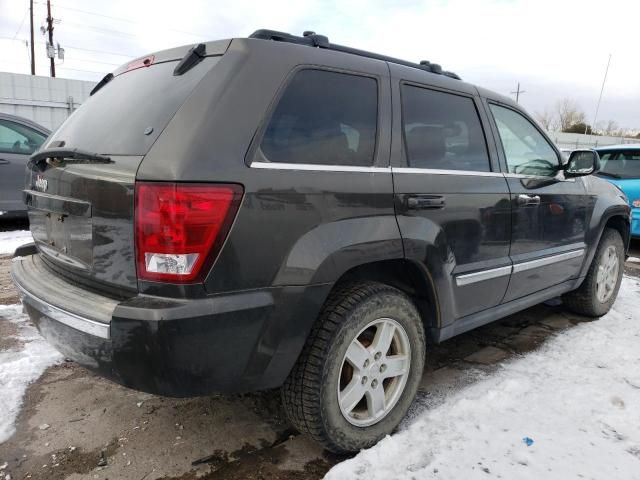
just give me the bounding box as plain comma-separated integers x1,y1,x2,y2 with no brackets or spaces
0,120,47,155
260,69,377,166
46,57,218,155
597,150,640,179
490,104,559,176
401,85,490,172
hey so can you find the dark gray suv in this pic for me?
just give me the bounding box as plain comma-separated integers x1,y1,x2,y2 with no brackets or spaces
11,30,630,453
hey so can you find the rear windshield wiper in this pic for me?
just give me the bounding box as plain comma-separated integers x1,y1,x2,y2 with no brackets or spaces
90,73,114,96
30,147,112,169
597,171,622,179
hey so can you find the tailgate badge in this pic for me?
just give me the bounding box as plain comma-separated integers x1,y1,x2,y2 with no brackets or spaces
35,175,48,192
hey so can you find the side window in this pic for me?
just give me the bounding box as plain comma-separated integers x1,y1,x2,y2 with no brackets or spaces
401,85,490,172
260,69,378,166
0,120,47,155
489,104,559,177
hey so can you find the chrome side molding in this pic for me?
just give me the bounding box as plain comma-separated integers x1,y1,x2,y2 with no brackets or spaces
456,249,585,287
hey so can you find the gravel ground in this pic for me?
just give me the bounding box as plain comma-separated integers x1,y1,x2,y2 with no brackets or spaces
1,221,639,479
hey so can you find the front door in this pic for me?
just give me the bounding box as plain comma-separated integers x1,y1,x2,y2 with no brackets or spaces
391,73,512,321
486,102,591,302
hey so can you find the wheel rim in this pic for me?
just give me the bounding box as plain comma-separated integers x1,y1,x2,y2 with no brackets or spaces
337,318,411,427
596,245,620,303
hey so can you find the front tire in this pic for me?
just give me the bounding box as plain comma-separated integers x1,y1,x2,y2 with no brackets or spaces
281,282,425,453
563,228,624,317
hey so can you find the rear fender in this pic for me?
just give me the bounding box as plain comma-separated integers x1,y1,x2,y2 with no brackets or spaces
273,215,404,286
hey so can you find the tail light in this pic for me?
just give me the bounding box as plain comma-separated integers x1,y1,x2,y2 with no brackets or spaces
135,182,243,283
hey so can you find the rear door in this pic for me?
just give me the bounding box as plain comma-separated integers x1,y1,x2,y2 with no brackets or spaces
0,118,47,214
485,101,591,302
390,66,512,320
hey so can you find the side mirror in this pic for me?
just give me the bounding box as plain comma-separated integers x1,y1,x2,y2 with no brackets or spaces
564,149,600,177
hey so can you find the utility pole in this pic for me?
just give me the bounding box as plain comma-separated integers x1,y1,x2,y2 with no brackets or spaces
510,82,525,103
29,0,35,75
46,0,55,77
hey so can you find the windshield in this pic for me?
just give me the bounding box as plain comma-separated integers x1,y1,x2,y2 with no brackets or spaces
45,57,219,155
597,149,640,179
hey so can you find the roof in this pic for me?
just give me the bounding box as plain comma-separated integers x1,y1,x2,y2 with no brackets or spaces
595,144,640,151
249,29,462,80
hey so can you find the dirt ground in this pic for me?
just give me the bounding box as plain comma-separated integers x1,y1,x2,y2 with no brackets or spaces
2,224,639,480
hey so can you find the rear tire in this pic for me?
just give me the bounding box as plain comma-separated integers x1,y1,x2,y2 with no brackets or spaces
563,228,624,317
281,282,425,453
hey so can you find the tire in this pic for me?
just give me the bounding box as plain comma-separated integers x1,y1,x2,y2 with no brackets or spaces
563,228,624,317
281,281,426,454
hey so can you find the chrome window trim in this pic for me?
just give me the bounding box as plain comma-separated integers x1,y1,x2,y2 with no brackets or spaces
455,249,585,286
512,249,584,273
456,265,512,287
503,173,575,182
15,282,111,339
392,167,504,177
250,162,391,173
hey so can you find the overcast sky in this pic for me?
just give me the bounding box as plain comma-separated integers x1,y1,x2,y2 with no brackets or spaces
1,0,638,129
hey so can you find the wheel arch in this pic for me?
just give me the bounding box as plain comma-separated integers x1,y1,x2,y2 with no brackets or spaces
579,207,631,281
332,258,441,341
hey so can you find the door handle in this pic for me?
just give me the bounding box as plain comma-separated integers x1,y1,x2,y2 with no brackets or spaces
0,159,9,165
407,195,445,210
517,194,541,206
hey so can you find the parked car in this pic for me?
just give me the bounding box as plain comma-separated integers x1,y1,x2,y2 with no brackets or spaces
594,144,640,237
0,113,50,218
11,30,630,453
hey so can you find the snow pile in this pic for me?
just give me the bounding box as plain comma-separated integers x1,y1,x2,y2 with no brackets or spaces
0,304,62,443
0,230,33,255
327,277,640,480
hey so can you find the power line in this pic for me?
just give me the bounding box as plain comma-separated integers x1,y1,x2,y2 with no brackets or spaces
3,59,106,76
0,36,140,59
35,1,211,40
63,20,140,39
56,66,108,75
12,7,29,40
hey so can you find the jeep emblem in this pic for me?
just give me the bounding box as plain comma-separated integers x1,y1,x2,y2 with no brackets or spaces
35,175,48,192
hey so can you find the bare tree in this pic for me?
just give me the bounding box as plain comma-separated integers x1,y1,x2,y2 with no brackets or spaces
603,120,619,136
555,98,586,132
534,108,555,131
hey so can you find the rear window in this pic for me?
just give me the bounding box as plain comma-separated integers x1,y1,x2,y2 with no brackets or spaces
259,69,378,166
45,58,219,155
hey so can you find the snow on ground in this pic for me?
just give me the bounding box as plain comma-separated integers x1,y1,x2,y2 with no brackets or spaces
0,230,33,255
0,304,62,443
327,277,640,480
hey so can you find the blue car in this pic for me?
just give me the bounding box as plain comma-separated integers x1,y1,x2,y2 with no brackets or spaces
595,144,640,237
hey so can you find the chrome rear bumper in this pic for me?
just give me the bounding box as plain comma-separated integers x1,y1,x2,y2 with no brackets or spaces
11,255,117,339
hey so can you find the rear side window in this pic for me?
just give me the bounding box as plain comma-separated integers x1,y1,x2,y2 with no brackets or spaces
260,69,378,166
401,85,490,172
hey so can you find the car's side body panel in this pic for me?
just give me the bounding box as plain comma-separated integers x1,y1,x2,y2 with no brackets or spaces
11,36,632,399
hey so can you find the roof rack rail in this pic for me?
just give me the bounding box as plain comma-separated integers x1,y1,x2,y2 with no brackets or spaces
249,29,461,80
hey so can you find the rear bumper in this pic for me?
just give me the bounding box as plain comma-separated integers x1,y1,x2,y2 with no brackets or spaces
12,254,330,396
